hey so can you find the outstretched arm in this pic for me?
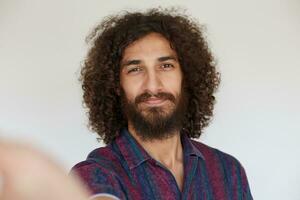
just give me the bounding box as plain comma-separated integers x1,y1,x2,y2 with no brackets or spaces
0,140,114,200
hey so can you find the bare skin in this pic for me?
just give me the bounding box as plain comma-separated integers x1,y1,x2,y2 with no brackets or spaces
0,140,113,200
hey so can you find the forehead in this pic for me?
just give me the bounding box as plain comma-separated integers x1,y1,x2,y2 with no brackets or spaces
121,33,178,61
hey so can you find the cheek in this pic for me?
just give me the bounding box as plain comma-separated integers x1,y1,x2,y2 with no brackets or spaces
121,80,140,102
163,75,182,95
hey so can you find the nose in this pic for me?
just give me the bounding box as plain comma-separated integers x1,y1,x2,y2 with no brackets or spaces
143,71,163,95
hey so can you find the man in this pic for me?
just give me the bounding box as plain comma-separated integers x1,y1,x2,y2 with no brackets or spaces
71,8,253,200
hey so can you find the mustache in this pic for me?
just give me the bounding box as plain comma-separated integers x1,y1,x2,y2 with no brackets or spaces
135,92,176,104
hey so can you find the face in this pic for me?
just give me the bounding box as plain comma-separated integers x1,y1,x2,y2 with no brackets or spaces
120,33,187,140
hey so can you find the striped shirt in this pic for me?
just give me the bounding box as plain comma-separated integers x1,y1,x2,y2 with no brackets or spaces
71,128,253,200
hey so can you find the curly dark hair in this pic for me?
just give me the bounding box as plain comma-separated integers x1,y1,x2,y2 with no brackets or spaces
80,8,220,144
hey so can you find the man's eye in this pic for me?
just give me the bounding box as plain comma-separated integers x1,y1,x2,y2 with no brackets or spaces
161,63,174,70
127,67,142,74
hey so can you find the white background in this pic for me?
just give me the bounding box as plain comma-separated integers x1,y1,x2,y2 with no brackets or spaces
1,0,299,199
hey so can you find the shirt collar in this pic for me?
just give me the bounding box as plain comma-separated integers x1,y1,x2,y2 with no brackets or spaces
116,128,151,170
180,132,205,160
115,127,205,170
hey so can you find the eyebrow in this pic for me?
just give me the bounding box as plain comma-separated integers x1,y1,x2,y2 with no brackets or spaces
121,55,178,68
121,60,141,68
157,55,178,62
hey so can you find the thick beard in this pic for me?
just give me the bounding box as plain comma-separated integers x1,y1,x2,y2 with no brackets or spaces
121,88,188,141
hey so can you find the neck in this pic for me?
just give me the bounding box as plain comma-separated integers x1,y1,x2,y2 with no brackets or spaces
127,123,183,169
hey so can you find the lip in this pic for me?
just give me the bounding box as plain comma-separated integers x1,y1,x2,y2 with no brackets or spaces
143,98,166,106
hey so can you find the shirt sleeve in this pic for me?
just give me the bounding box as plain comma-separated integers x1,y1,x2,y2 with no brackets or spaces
215,149,253,200
225,153,253,200
70,161,126,200
240,164,253,200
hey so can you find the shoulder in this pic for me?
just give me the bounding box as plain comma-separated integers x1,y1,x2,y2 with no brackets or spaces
191,139,243,166
71,143,123,176
191,139,253,199
70,144,126,199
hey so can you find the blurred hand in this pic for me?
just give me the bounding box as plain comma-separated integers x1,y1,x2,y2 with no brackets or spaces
0,140,90,200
